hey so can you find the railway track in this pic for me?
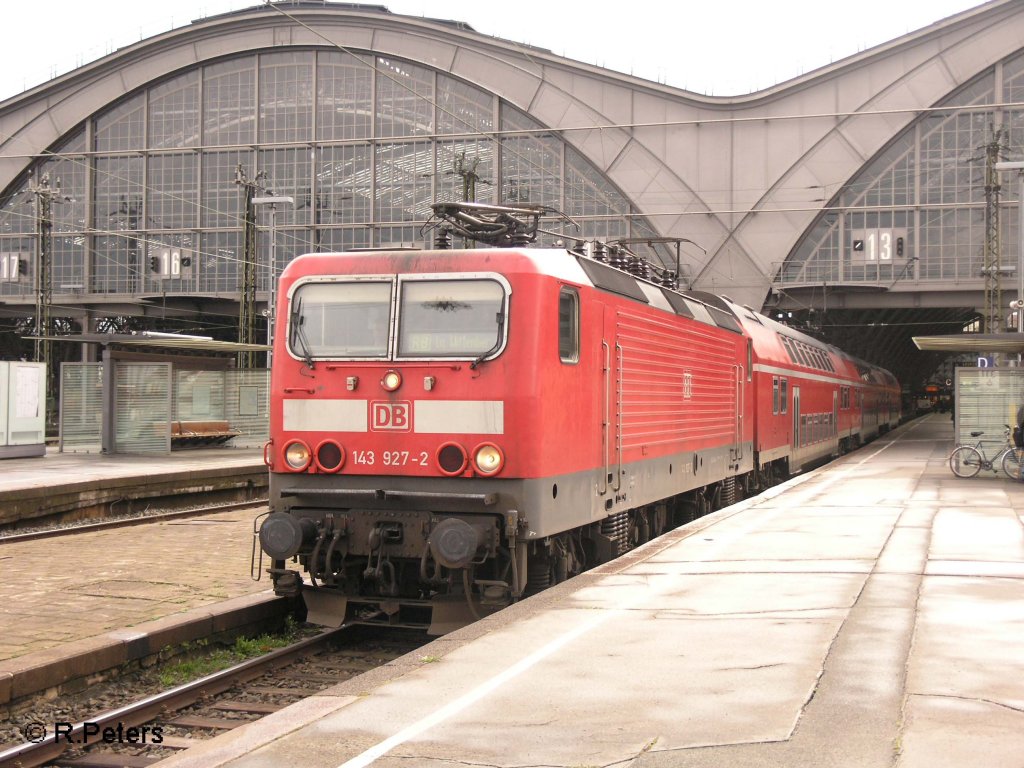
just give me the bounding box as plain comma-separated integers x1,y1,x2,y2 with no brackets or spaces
0,624,426,768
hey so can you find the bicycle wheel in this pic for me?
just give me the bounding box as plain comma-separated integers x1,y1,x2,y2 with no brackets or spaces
1002,447,1024,480
949,446,983,478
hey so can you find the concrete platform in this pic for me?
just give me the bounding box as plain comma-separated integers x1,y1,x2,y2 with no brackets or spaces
0,447,278,704
0,446,267,527
151,413,1024,768
0,503,287,705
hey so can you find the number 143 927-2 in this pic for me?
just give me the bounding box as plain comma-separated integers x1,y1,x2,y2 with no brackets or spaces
351,450,429,467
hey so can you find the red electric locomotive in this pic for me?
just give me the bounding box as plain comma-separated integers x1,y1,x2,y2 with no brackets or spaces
255,204,899,634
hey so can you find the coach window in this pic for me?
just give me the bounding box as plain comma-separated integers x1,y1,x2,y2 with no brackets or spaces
773,377,780,415
397,278,507,359
780,378,789,414
558,287,580,363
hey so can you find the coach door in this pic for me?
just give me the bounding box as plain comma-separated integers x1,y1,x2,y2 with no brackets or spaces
733,364,744,461
792,386,801,451
600,307,621,496
833,390,839,450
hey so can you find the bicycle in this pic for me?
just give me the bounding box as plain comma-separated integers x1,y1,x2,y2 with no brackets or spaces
948,424,1024,478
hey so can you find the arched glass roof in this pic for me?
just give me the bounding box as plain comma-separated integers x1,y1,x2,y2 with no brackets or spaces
0,48,657,304
784,49,1024,294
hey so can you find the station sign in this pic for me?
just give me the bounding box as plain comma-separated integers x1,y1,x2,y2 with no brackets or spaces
148,247,193,278
850,229,908,263
0,253,26,282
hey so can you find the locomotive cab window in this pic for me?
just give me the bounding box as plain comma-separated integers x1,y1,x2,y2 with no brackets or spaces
288,280,393,359
397,277,508,359
558,287,580,364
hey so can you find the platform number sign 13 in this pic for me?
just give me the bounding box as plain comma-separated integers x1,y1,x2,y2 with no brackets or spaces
850,229,907,263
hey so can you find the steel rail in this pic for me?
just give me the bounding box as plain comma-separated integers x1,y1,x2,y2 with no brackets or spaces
0,625,350,768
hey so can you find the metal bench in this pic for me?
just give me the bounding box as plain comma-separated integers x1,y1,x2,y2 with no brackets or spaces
170,420,241,448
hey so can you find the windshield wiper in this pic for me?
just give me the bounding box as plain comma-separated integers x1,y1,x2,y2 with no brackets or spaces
289,297,316,370
470,306,505,370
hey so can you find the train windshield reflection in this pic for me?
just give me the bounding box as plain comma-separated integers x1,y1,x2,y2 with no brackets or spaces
289,280,393,359
397,279,506,358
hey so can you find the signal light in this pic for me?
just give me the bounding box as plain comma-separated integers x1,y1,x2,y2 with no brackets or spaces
314,440,345,473
149,256,161,272
436,442,468,476
17,259,27,275
896,237,904,257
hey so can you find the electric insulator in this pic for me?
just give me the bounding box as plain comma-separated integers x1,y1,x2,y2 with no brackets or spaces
608,245,629,271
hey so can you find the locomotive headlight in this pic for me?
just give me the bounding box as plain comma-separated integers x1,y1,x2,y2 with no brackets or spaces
472,443,504,475
381,370,402,391
283,440,312,471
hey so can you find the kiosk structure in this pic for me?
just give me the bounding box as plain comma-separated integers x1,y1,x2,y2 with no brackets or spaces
0,361,46,458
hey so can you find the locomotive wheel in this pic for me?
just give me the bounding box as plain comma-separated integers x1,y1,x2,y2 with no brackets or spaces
636,515,650,546
525,554,552,594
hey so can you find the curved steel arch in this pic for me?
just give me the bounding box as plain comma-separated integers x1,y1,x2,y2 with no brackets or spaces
0,1,1021,313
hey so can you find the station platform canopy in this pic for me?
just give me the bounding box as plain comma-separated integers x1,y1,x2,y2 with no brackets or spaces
27,333,270,354
912,334,1024,354
25,333,270,455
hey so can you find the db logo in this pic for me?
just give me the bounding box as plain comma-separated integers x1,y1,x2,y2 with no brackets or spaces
370,401,411,431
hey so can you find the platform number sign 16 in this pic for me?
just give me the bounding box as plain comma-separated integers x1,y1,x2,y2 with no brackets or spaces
850,229,908,263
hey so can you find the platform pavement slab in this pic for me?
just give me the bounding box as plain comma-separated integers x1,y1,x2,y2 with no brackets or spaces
0,508,268,662
0,446,264,494
148,414,1024,768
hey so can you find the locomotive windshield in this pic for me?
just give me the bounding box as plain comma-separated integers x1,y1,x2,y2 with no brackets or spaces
397,279,505,358
287,275,508,361
288,280,392,358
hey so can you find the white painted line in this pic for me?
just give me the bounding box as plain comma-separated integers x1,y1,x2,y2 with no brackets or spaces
336,608,615,768
784,418,920,504
337,497,790,767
